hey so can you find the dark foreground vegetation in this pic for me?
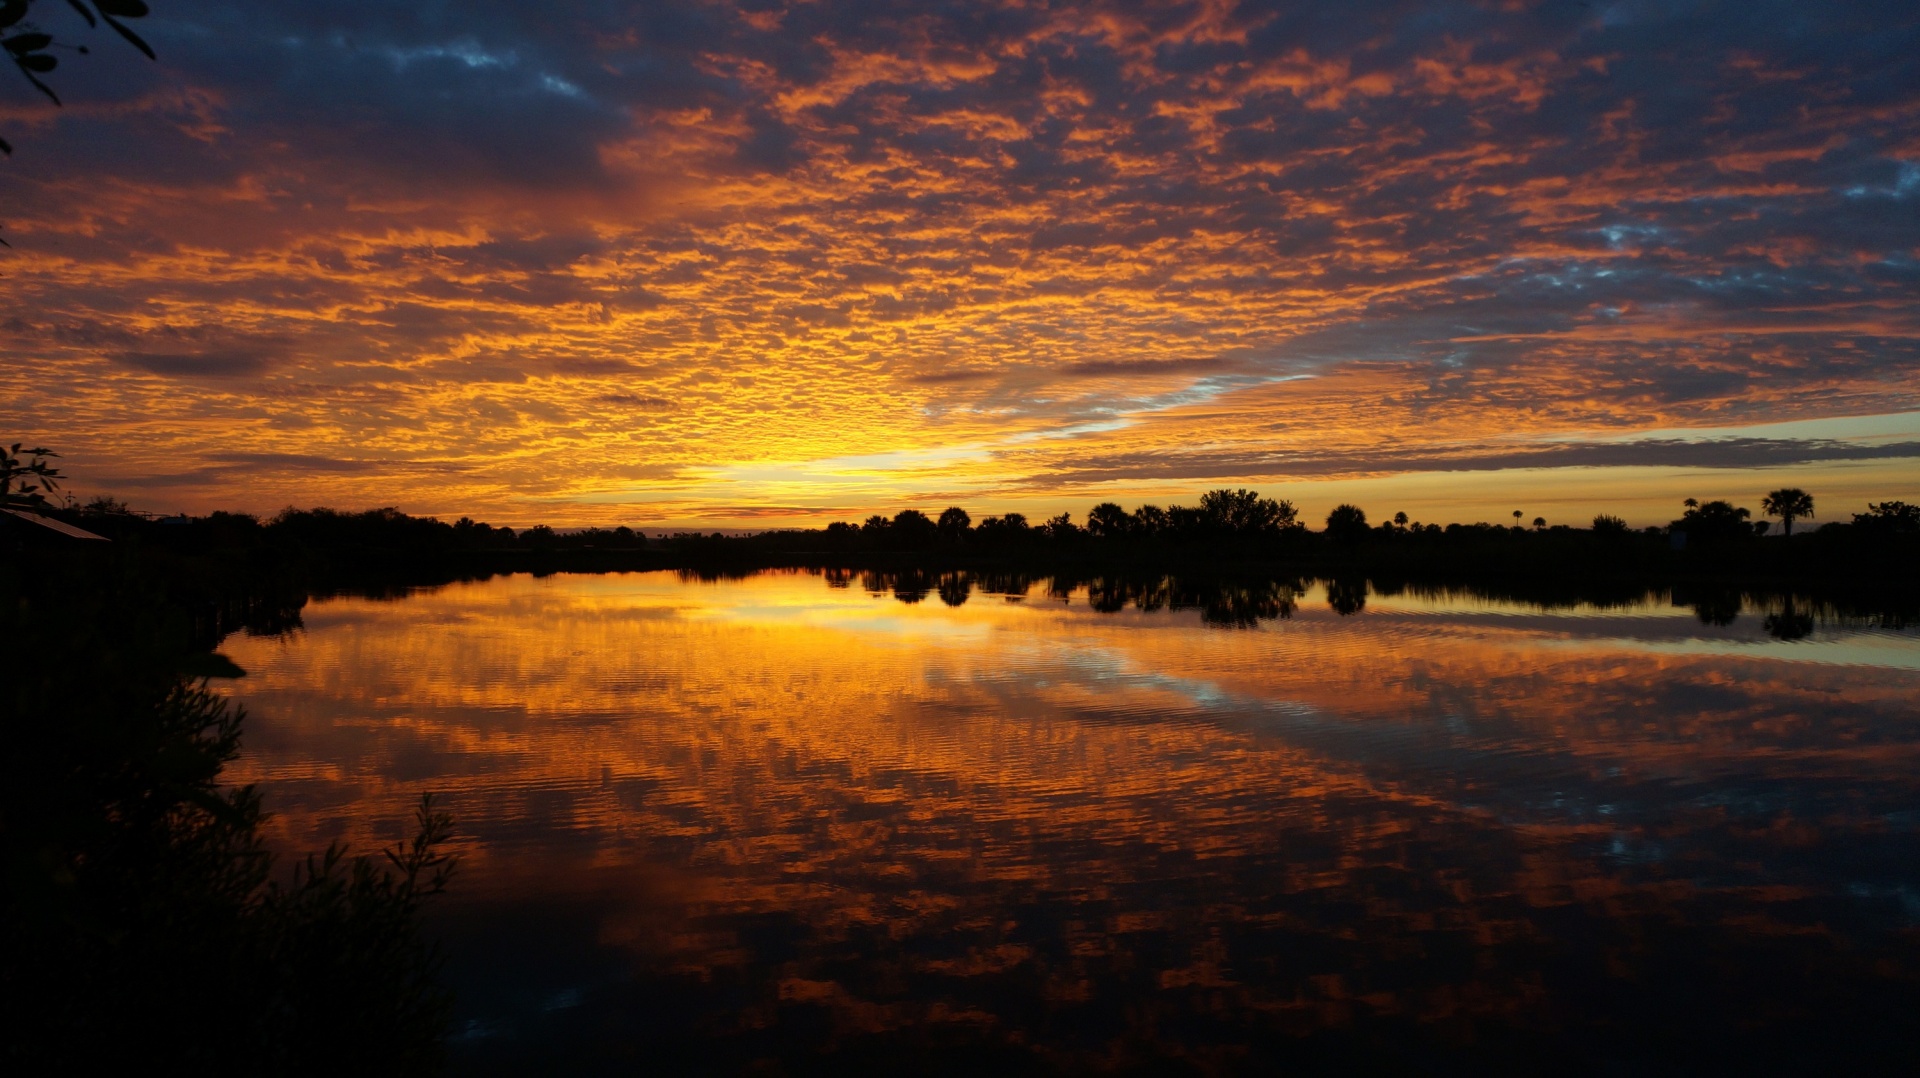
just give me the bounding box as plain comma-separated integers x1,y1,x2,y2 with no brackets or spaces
0,547,459,1072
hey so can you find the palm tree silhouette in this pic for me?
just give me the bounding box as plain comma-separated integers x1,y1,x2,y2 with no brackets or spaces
1760,488,1814,536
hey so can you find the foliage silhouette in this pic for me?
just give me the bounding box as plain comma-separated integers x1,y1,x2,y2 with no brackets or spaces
1086,501,1132,539
1761,488,1814,536
1,551,457,1071
1040,511,1081,542
1853,500,1919,534
1325,504,1369,545
974,512,1031,549
1671,499,1754,544
890,509,938,549
1197,488,1299,535
2,0,157,249
0,442,60,506
936,506,971,544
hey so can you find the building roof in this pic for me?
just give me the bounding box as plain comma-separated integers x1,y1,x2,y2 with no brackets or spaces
1,508,112,541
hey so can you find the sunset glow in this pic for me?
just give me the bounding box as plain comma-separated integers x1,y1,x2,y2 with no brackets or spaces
5,1,1917,525
216,571,1920,1054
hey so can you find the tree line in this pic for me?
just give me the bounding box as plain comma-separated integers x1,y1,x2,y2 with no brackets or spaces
13,476,1919,559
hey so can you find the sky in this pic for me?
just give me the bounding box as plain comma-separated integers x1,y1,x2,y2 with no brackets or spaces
3,0,1918,528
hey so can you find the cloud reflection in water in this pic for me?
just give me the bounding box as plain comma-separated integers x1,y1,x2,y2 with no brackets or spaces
221,570,1920,1072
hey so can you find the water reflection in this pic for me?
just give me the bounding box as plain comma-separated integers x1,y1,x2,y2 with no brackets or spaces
221,571,1920,1073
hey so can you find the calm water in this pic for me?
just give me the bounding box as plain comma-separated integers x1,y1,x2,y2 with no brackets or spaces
219,570,1920,1074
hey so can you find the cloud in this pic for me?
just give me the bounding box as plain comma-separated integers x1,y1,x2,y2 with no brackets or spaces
204,452,386,472
3,0,1918,520
593,393,680,410
112,350,275,378
1061,358,1235,378
1032,438,1920,486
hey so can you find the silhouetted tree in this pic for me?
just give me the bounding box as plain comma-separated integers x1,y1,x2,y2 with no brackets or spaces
891,509,938,549
1761,487,1814,536
1324,504,1369,545
1672,499,1754,543
936,506,971,543
1166,504,1205,539
1853,501,1920,534
1591,514,1629,535
1131,504,1169,535
1198,488,1298,536
1085,501,1132,539
974,512,1031,547
1041,511,1081,541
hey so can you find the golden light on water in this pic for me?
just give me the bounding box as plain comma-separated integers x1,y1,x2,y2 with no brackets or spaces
217,571,1920,1047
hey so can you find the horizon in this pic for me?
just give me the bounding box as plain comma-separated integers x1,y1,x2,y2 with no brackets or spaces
68,480,1888,537
5,2,1918,526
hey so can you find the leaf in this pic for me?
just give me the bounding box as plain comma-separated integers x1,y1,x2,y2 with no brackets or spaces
96,0,149,16
0,0,27,30
64,0,97,27
20,53,56,73
0,134,11,156
102,14,153,59
5,32,52,54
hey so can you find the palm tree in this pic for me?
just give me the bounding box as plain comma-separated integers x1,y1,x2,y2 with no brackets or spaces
1761,488,1814,536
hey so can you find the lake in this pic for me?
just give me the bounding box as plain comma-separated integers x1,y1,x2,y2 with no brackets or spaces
219,569,1920,1074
